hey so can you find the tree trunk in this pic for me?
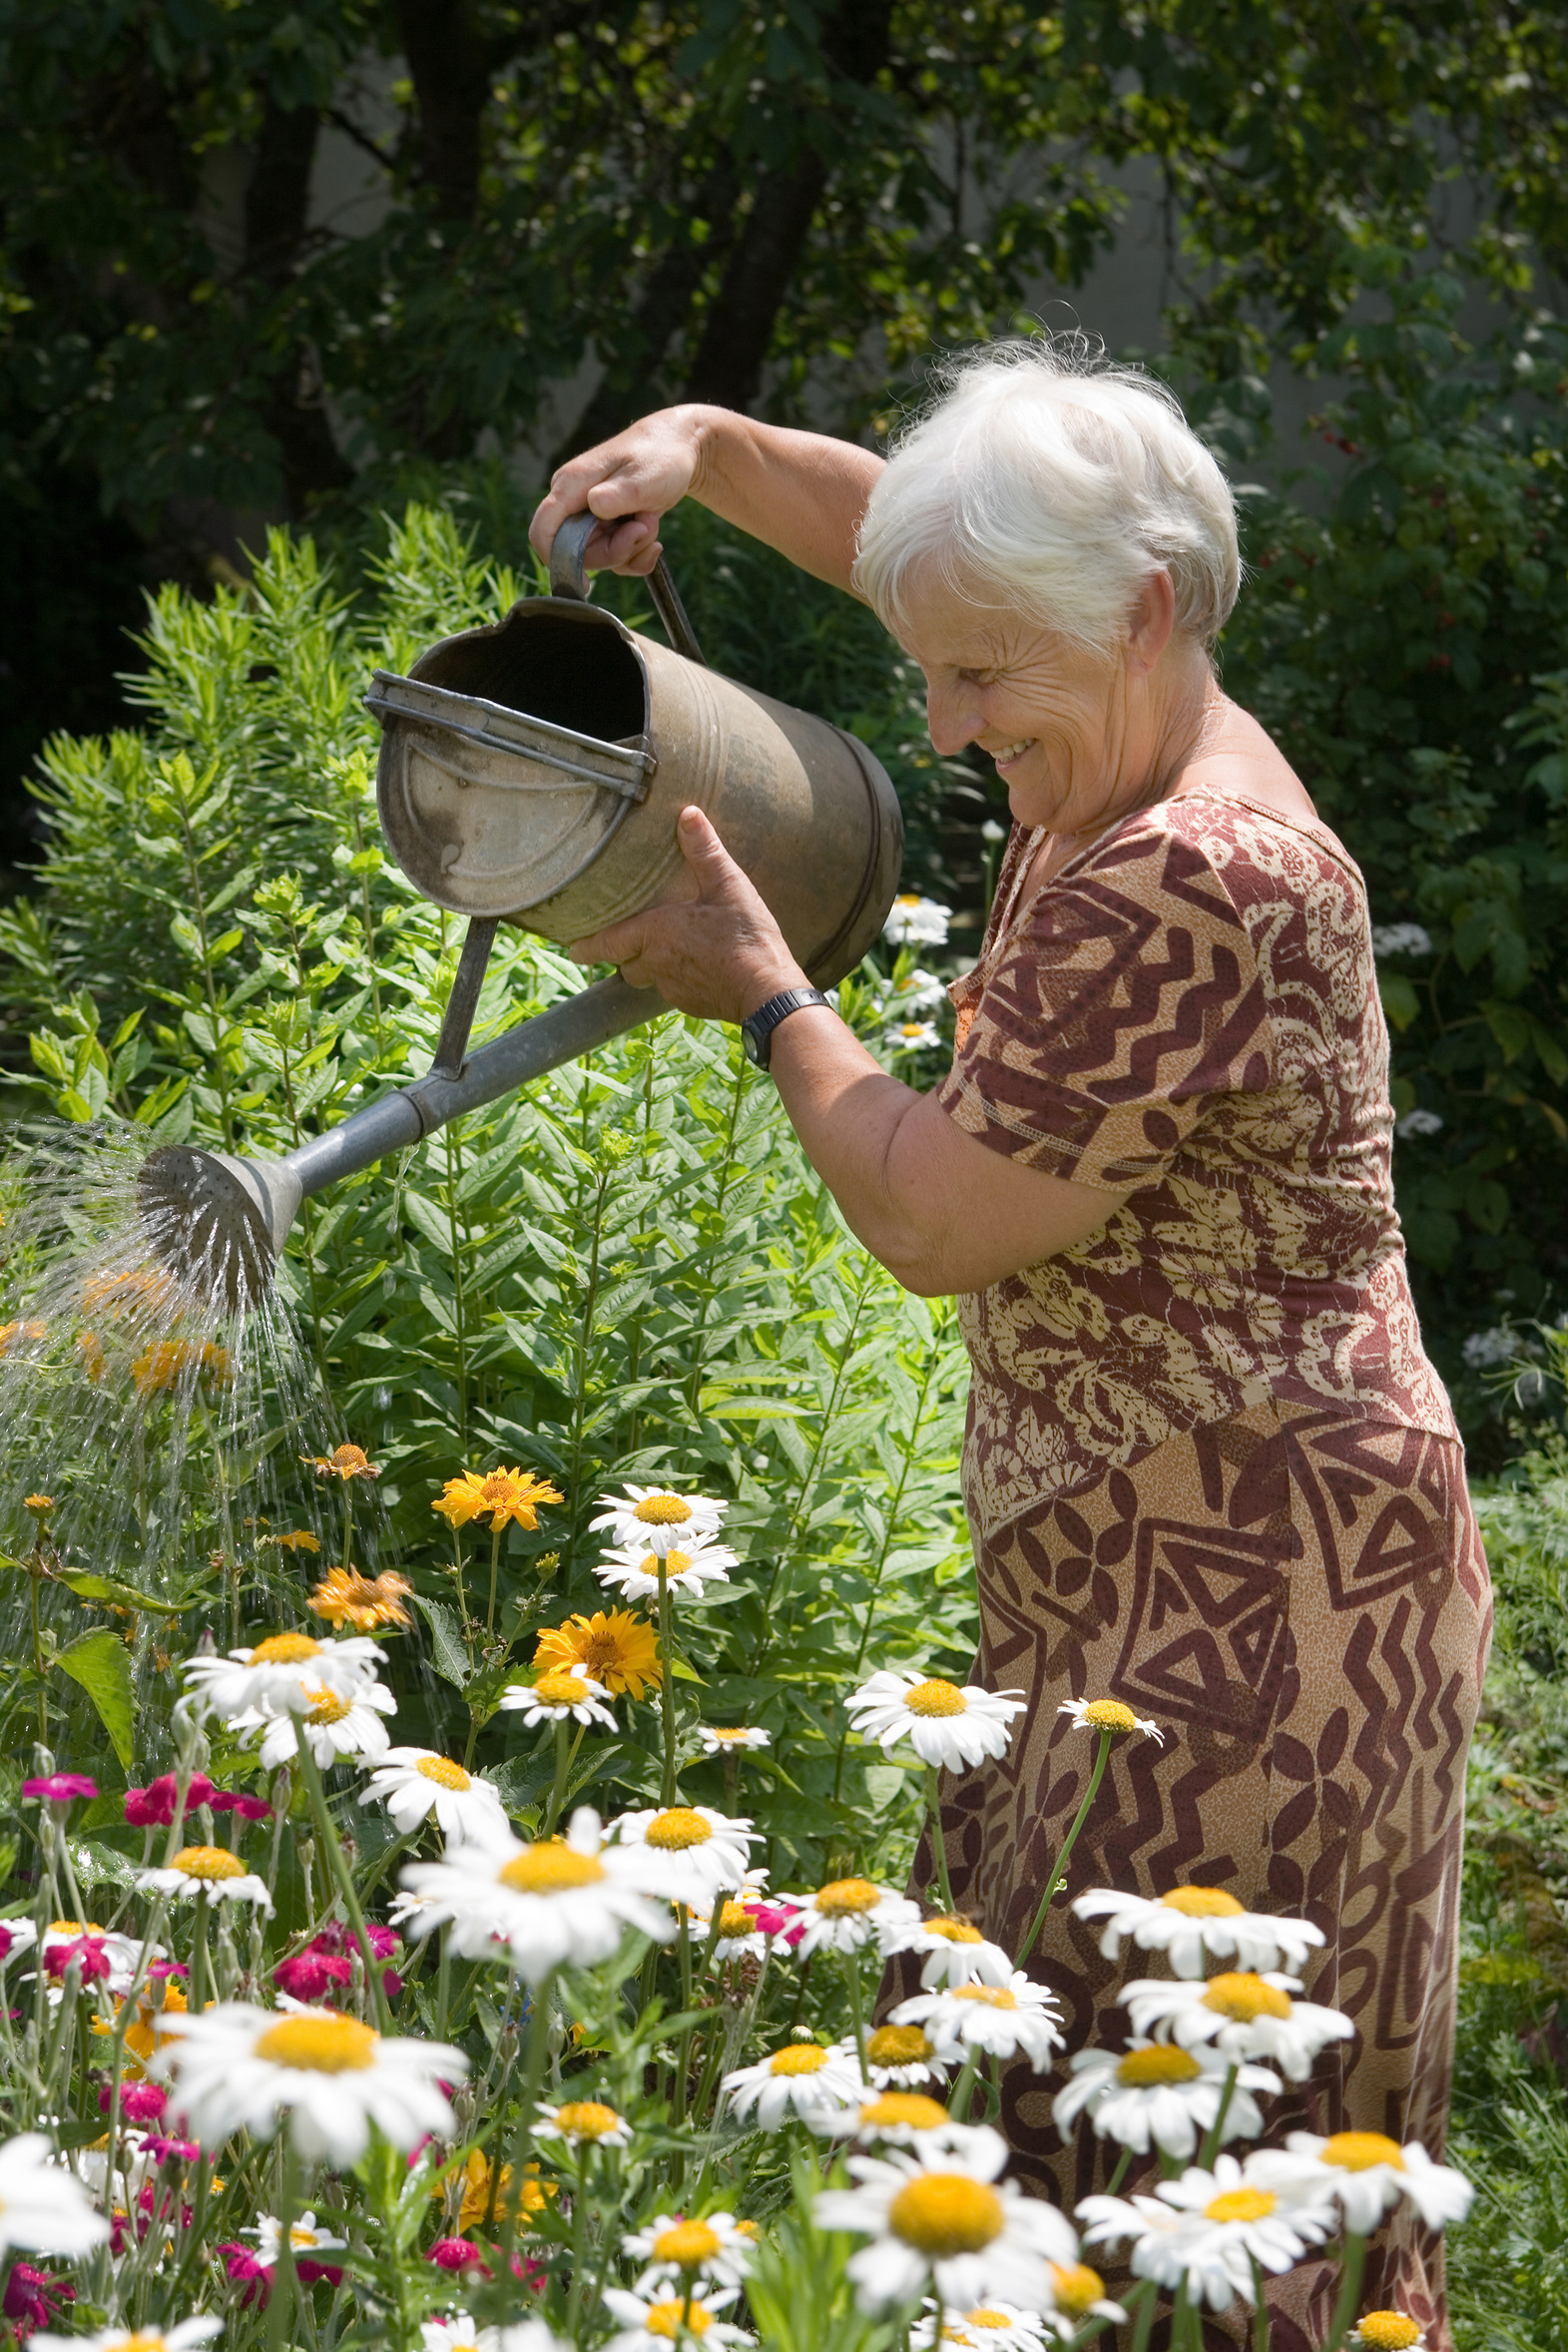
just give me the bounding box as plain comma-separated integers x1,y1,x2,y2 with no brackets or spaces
246,97,354,510
394,0,493,222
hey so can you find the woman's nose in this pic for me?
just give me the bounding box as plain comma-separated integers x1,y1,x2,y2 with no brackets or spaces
926,678,981,756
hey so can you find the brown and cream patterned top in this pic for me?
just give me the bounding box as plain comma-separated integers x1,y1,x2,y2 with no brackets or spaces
938,791,1458,1541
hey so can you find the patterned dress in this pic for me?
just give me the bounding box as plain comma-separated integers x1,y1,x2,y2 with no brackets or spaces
902,792,1491,2350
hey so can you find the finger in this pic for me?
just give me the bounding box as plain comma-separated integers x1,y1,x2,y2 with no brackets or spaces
676,805,746,901
568,917,649,967
597,514,663,576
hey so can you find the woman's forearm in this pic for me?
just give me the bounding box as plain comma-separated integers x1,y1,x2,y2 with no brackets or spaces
686,407,883,595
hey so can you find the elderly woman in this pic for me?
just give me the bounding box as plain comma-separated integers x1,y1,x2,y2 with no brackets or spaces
531,344,1490,2347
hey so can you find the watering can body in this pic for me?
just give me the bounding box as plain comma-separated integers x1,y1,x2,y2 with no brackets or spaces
369,596,902,988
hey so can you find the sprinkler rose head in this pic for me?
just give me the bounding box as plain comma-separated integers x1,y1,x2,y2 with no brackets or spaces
138,1147,302,1313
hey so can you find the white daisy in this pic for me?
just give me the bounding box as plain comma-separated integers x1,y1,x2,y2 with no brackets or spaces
1140,2153,1338,2309
137,1844,273,1913
882,895,951,947
601,2287,751,2352
610,1805,760,1899
422,2321,551,2352
892,1974,1065,2068
1246,2130,1473,2233
1057,1697,1164,1745
33,2325,222,2352
1122,1971,1354,2080
846,1669,1027,1770
595,1530,739,1602
913,2299,1050,2352
180,1631,384,1722
696,1726,771,1755
889,967,948,1014
236,1677,397,1769
815,2126,1078,2314
534,2096,633,2150
1072,1885,1325,1979
0,2131,112,2257
422,2321,483,2352
588,1486,729,1555
815,2089,981,2151
1052,2041,1281,2158
623,2209,756,2291
692,1889,770,1964
1347,2316,1428,2351
359,1748,511,1845
153,2001,465,2162
879,1914,1014,1989
722,2040,866,2128
250,2209,348,2264
397,1807,679,1983
863,2023,948,2087
1040,2264,1128,2337
498,1669,617,1729
883,1020,942,1052
791,1878,920,1960
0,1919,37,1968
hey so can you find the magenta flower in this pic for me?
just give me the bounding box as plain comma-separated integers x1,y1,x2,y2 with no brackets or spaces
22,1774,97,1803
43,1935,111,1985
3,2259,75,2333
427,2236,491,2278
272,1950,353,2002
124,1772,216,1827
143,2134,201,2167
98,2081,168,2124
210,1791,272,1821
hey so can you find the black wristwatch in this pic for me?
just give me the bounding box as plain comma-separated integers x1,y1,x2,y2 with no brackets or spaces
740,986,831,1070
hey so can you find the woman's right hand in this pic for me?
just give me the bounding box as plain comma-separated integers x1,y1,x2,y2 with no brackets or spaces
529,406,708,580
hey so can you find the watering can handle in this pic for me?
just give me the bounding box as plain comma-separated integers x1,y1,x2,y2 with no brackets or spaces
549,509,708,670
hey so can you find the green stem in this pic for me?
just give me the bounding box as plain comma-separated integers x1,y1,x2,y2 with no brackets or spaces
486,1523,502,1637
658,1566,679,1805
1319,2232,1367,2352
1252,2255,1270,2352
924,1765,955,1915
841,1946,869,2073
1104,2143,1134,2196
291,1735,392,2032
946,2054,979,2121
1198,2062,1240,2171
189,1891,213,2019
28,1566,46,1747
542,1718,583,1838
498,1974,555,2262
266,2139,301,2352
1014,1730,1114,1968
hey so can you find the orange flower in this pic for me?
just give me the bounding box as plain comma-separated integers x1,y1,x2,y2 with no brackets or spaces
80,1268,175,1326
535,1608,660,1702
303,1444,380,1482
269,1529,321,1555
131,1339,197,1396
446,2148,552,2230
0,1320,47,1354
308,1566,414,1631
75,1329,106,1383
433,1466,563,1533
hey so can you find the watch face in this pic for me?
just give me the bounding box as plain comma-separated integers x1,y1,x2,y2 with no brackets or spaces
741,1023,765,1066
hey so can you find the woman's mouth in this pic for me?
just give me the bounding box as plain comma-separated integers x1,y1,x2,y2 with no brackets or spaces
990,738,1036,771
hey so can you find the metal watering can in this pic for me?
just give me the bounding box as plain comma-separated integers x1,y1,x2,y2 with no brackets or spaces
139,517,904,1307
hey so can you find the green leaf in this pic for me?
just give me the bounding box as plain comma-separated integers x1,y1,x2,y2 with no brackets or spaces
1378,972,1421,1032
56,1568,196,1616
54,1630,136,1768
410,1592,470,1687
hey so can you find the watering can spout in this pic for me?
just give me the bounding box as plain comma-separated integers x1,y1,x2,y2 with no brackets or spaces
139,972,657,1310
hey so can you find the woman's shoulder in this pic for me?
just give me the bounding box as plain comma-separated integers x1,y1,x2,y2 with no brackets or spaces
1084,778,1367,911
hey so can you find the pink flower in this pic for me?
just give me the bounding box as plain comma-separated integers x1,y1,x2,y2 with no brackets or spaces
216,2244,268,2306
310,1919,400,1962
23,1774,98,1804
98,2082,167,2124
210,1791,272,1822
749,1899,807,1947
143,2135,201,2167
44,1935,111,1985
273,1951,353,2002
382,1969,404,2001
124,1772,216,1827
4,2258,74,2336
147,1958,188,1982
427,2237,491,2279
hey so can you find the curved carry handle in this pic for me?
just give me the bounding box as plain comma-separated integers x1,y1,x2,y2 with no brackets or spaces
549,509,708,670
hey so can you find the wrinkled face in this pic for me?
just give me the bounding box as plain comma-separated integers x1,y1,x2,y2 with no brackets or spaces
895,574,1136,837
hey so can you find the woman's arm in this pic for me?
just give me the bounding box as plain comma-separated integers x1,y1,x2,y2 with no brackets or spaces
529,404,882,598
569,807,1128,1297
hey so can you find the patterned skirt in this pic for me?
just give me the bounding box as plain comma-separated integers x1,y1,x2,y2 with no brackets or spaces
891,1399,1491,2352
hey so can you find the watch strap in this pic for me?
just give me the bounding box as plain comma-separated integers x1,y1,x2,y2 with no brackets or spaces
741,985,831,1070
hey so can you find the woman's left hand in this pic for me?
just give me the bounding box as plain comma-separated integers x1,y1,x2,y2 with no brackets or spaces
569,805,809,1022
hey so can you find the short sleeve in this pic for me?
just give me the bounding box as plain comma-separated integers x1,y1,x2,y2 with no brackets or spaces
936,818,1276,1190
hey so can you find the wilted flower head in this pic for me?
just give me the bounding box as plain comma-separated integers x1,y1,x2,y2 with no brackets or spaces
309,1566,414,1630
303,1443,381,1481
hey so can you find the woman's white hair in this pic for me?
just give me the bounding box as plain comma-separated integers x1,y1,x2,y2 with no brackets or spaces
853,334,1241,659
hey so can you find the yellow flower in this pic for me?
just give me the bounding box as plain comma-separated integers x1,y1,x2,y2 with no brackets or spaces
131,1340,197,1395
270,1529,322,1554
303,1444,380,1481
447,2148,553,2230
535,1608,660,1702
308,1565,414,1630
75,1329,106,1383
23,1493,53,1516
432,1466,563,1532
0,1320,47,1354
81,1268,175,1325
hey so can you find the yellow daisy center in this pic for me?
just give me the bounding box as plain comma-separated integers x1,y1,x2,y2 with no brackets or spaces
717,1901,754,1936
634,1494,693,1525
887,2175,1005,2258
304,1686,352,1724
499,1845,606,1894
554,2100,622,2140
1355,2315,1423,2350
1322,2131,1405,2172
534,1669,593,1707
770,2044,829,2076
170,1846,246,1883
416,1756,471,1790
867,2025,934,2066
1116,2045,1202,2086
1205,2187,1276,2223
1049,2266,1107,2319
707,1729,751,1745
924,1916,984,1944
964,2313,1013,2332
254,2014,378,2073
952,1984,1017,2009
645,2303,712,2340
904,1677,967,1717
1159,1887,1245,1918
815,1877,880,1917
1081,1699,1138,1731
250,1632,321,1664
860,2092,949,2130
1202,1972,1292,2022
110,2336,177,2352
653,2219,722,2267
660,1550,693,1577
645,1808,714,1851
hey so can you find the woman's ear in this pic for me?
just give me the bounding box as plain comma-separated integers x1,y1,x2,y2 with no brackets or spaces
1125,570,1178,675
